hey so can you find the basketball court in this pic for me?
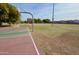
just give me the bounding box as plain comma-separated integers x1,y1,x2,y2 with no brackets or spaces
0,26,39,55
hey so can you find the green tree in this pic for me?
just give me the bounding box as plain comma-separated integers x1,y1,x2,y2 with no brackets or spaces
8,4,20,25
0,3,20,26
0,3,9,26
42,19,50,23
34,18,42,23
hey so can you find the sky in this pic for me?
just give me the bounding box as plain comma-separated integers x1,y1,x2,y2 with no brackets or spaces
11,3,79,21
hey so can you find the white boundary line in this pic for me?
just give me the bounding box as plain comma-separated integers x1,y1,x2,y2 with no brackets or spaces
27,28,40,55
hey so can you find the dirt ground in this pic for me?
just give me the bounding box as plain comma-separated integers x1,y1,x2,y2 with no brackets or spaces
30,24,79,55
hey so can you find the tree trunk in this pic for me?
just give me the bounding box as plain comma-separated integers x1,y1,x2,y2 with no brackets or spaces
0,22,2,26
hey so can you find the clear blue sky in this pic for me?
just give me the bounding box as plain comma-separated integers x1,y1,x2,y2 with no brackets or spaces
11,3,79,21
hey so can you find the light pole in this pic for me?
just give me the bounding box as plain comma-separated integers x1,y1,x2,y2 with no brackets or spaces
20,12,34,32
52,3,54,24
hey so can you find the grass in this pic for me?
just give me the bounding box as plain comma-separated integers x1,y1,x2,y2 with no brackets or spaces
21,24,79,54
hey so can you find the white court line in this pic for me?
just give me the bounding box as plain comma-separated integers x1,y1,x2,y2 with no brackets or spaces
27,28,40,55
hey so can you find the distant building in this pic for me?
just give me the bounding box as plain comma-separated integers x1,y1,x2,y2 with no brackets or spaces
73,20,79,24
27,18,32,23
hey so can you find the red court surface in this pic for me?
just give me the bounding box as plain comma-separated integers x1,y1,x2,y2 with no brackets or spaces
0,27,39,55
0,35,38,55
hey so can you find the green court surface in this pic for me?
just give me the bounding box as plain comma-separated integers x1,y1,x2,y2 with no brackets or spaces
0,31,29,38
0,27,30,38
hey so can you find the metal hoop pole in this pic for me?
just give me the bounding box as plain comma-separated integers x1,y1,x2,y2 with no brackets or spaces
20,12,34,32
